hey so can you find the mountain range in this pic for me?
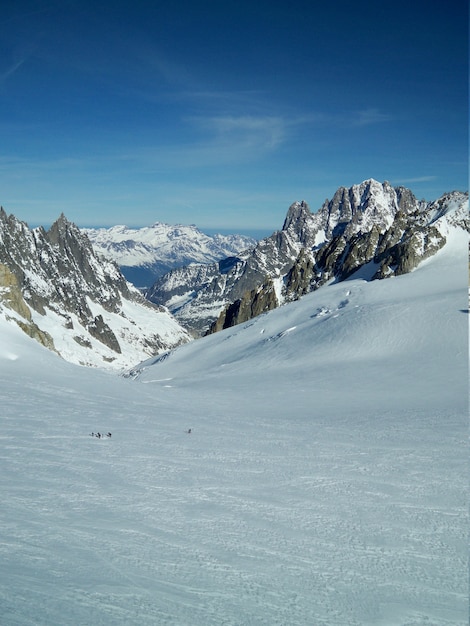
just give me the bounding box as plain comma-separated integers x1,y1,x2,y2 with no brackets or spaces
0,178,467,368
146,179,469,336
83,223,256,291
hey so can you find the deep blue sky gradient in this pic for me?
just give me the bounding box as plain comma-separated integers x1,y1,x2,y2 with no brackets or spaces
0,0,467,231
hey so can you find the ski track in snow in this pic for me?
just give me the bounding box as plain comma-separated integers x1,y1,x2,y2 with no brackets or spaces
0,228,468,625
0,394,466,626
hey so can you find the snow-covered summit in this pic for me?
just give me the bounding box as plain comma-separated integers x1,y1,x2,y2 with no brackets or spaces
318,178,420,238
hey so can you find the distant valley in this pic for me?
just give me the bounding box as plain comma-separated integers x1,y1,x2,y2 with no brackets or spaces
83,223,256,291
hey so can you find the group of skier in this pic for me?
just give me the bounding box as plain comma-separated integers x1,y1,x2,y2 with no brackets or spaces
89,430,191,438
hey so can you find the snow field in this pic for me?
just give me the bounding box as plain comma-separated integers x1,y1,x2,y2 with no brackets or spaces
0,379,466,625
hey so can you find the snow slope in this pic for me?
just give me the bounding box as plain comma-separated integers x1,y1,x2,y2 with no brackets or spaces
0,228,467,625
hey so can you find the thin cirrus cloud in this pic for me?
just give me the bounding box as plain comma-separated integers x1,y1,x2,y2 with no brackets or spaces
147,111,329,171
351,108,394,127
0,58,26,85
109,114,295,172
394,176,437,183
188,114,287,150
185,111,327,150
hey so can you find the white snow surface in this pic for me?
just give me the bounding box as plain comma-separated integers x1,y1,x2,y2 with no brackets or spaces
0,228,468,625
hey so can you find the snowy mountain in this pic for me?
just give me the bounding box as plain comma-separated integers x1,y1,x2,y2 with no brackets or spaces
83,222,256,291
0,209,190,369
0,224,467,625
147,180,469,336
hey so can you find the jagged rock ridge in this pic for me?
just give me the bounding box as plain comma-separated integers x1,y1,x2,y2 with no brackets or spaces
146,180,469,336
0,210,190,368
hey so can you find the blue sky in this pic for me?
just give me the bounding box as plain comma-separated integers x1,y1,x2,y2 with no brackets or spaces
0,0,467,233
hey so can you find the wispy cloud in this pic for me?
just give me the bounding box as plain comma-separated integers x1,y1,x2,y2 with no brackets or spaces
181,110,329,160
90,113,295,173
351,108,394,127
0,59,26,85
394,176,437,184
188,114,288,151
113,109,329,174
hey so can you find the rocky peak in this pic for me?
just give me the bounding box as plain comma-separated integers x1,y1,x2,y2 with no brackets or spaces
318,179,418,240
282,200,310,231
281,200,318,249
40,214,111,300
395,186,420,214
46,213,90,251
319,186,351,237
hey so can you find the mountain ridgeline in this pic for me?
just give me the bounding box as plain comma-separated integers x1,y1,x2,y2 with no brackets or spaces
146,180,469,336
0,178,467,367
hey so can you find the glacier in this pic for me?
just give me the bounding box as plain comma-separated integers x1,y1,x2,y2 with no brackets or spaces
0,226,467,625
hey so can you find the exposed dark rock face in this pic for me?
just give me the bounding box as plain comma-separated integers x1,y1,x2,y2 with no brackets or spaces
86,314,122,354
147,181,468,336
283,249,316,301
0,210,126,353
373,225,446,279
208,279,278,334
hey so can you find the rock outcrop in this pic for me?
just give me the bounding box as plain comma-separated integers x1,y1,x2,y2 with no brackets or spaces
208,279,278,334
